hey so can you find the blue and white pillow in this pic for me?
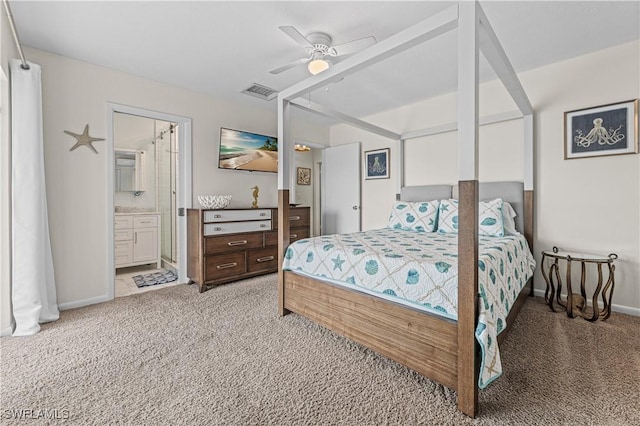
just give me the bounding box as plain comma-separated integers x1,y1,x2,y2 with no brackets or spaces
437,198,505,236
387,200,439,232
437,199,459,233
478,198,504,237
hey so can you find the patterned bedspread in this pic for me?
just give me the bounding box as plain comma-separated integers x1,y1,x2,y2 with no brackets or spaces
282,228,536,388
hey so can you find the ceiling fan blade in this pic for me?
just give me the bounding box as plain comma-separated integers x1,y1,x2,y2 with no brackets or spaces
279,26,314,48
269,57,310,75
330,36,377,57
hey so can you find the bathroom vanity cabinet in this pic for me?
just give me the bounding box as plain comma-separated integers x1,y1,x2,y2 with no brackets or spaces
114,213,161,268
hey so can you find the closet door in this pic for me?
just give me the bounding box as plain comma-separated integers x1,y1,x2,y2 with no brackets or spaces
322,143,361,235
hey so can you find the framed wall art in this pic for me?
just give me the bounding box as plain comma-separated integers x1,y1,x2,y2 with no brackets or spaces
564,99,638,159
364,148,390,179
297,167,311,185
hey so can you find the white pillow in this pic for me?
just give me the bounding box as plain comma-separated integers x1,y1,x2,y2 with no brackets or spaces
502,201,518,235
388,200,439,232
437,198,505,237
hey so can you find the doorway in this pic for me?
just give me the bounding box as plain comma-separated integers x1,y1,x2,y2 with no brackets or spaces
107,104,192,299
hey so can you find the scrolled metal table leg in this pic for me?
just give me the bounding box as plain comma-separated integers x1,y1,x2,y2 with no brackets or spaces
566,256,574,318
600,263,615,320
586,263,604,322
541,253,557,312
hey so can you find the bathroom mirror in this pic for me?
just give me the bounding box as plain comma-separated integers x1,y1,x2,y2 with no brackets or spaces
115,149,146,192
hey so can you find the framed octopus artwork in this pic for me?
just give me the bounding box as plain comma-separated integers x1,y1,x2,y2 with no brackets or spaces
564,99,638,159
364,148,390,179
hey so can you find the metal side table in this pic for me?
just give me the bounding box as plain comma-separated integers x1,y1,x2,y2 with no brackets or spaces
541,246,617,321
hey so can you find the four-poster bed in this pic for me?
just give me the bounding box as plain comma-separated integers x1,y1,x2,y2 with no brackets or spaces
276,2,535,418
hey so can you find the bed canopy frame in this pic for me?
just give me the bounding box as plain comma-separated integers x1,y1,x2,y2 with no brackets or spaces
276,2,534,417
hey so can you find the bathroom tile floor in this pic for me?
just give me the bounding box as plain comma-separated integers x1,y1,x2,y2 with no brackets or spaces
115,265,182,298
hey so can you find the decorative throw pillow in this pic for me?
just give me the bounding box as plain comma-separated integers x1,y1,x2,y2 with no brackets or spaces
437,198,505,236
478,198,504,237
502,201,518,235
387,200,439,232
437,199,459,233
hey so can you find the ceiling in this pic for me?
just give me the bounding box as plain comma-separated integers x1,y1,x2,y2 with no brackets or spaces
11,1,640,122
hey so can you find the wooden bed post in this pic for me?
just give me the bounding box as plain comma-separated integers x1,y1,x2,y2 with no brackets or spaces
277,97,292,316
524,113,535,296
457,2,480,417
457,180,479,417
278,190,290,316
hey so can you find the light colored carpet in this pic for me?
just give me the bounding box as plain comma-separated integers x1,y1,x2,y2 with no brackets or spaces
1,274,638,425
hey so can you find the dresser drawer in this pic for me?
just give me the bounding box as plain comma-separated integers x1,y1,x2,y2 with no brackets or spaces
204,232,264,255
247,247,278,273
290,227,310,244
204,252,246,281
134,215,158,228
204,220,271,236
272,207,310,230
203,209,271,223
265,229,310,246
115,216,133,230
114,229,133,242
265,231,278,247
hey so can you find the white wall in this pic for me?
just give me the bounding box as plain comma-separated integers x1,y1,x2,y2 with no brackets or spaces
1,8,20,335
4,47,328,310
330,41,640,313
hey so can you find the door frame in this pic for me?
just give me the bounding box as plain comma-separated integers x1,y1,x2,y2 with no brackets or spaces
106,103,192,299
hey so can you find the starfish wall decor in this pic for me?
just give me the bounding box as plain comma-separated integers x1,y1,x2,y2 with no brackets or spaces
64,124,104,154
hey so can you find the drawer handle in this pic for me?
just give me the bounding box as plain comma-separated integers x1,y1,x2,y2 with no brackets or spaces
217,262,238,269
139,220,151,224
290,216,301,221
256,256,274,263
259,212,266,217
290,234,298,239
227,240,247,246
214,227,222,231
214,214,222,218
260,224,267,228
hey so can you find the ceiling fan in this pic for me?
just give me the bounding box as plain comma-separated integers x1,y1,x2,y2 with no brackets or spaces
270,26,376,75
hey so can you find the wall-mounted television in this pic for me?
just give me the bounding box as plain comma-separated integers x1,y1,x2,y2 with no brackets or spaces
218,127,278,173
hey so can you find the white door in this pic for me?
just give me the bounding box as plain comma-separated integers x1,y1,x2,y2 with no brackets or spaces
322,143,361,235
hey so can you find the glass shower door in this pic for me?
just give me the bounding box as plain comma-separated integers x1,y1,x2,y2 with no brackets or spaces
158,122,177,264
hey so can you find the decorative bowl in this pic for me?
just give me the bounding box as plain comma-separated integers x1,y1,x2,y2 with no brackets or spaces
198,195,232,210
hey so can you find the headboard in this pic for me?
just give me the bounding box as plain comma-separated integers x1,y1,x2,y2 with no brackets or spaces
399,185,452,202
400,181,525,234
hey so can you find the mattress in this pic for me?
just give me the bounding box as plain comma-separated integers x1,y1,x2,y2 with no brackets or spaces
282,228,536,388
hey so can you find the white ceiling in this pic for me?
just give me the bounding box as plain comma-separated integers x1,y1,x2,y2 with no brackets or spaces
11,1,640,121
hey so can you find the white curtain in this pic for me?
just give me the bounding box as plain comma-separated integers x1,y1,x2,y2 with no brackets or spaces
11,59,59,336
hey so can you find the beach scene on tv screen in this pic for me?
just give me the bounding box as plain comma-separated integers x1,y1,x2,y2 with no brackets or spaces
219,128,278,172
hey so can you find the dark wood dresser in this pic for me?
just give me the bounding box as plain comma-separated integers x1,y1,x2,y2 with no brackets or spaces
187,206,310,293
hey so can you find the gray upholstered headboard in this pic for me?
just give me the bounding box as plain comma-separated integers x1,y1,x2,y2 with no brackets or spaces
400,185,452,202
400,181,525,234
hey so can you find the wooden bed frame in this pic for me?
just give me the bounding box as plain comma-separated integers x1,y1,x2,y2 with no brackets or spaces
275,3,535,418
277,185,534,417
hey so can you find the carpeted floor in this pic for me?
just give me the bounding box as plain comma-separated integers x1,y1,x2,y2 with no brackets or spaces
1,274,638,425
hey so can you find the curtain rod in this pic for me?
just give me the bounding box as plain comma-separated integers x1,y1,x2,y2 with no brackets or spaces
2,0,29,70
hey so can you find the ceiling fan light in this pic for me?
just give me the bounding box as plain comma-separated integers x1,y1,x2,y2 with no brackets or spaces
307,59,329,75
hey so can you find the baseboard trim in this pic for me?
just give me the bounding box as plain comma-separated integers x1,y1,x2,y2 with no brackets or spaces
532,288,639,317
1,321,15,337
58,294,111,311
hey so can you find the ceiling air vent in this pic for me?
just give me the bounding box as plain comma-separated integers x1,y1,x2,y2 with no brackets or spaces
242,83,278,101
